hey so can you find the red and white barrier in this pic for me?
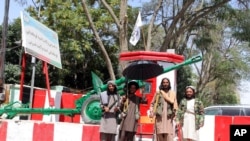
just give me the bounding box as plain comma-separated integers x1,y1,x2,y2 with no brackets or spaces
0,120,100,141
31,90,83,123
1,115,250,141
199,115,250,141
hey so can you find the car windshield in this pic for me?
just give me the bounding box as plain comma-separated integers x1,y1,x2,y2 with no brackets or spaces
205,108,220,115
205,106,250,116
221,107,240,116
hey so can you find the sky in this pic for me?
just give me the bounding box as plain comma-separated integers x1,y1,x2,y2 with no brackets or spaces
1,0,249,105
0,0,31,24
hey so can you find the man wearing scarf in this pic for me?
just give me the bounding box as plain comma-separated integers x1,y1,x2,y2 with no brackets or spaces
149,78,178,141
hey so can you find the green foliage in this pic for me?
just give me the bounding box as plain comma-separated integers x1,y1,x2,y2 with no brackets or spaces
198,29,249,106
216,92,238,105
176,66,193,103
25,0,120,89
230,10,250,43
4,63,21,84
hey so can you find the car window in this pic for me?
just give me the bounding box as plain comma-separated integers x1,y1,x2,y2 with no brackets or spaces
243,108,250,116
205,108,221,115
221,108,240,116
205,106,250,116
240,108,245,116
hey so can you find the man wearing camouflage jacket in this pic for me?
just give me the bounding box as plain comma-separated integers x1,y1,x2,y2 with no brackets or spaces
175,86,204,141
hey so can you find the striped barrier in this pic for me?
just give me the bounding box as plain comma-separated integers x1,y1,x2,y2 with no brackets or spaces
0,120,99,141
1,115,250,141
31,90,83,123
199,115,250,141
0,119,153,141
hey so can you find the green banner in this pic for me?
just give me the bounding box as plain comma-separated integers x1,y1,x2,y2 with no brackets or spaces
91,72,103,94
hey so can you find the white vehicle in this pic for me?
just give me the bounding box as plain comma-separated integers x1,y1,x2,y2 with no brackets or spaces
204,105,250,116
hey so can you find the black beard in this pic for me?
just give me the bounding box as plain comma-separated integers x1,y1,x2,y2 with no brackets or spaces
185,95,195,100
128,93,134,97
108,91,115,95
162,87,169,91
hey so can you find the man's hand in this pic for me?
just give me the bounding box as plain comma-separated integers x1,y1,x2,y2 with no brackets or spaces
148,107,154,118
175,122,181,128
121,96,126,103
104,106,109,112
114,107,120,112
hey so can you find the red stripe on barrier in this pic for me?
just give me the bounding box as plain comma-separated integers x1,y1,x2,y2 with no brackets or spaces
233,116,250,125
82,125,100,141
214,116,232,141
0,121,7,141
31,89,46,120
33,122,54,141
59,93,82,123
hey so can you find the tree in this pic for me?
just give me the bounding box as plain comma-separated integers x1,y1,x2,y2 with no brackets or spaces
192,13,250,105
230,10,250,44
81,0,115,80
4,0,250,107
26,0,121,89
0,19,22,85
176,66,192,103
140,0,250,105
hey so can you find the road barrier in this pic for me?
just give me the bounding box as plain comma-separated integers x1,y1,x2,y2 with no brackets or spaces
1,115,250,141
0,119,99,141
199,115,250,141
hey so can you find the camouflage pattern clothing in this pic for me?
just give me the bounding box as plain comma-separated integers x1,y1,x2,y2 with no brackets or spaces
175,98,204,130
150,90,178,141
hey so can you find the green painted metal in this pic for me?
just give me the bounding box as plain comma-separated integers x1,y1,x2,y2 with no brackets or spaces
84,100,102,120
0,55,202,119
0,101,80,119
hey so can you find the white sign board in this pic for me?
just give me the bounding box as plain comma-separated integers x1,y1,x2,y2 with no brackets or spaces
21,12,62,69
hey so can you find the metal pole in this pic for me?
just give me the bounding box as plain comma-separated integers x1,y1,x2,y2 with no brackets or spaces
28,57,36,109
0,0,10,99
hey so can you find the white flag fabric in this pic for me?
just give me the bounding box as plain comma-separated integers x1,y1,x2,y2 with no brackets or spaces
129,11,143,46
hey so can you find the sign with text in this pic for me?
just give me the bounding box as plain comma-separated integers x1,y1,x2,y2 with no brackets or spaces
230,125,250,141
21,12,62,69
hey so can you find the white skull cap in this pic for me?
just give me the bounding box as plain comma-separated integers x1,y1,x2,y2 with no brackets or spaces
186,85,196,93
107,80,116,86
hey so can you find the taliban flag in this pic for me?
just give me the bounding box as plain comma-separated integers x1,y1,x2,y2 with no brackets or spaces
129,11,143,46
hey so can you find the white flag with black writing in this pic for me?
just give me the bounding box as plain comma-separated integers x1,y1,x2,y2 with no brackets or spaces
129,11,143,46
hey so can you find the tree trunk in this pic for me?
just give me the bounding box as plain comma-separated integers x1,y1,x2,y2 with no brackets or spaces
118,0,128,72
146,0,163,51
0,0,10,93
100,0,129,76
81,0,116,80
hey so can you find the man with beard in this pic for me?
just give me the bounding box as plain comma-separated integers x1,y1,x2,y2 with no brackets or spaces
99,81,120,141
175,86,204,141
118,81,147,141
149,78,178,141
